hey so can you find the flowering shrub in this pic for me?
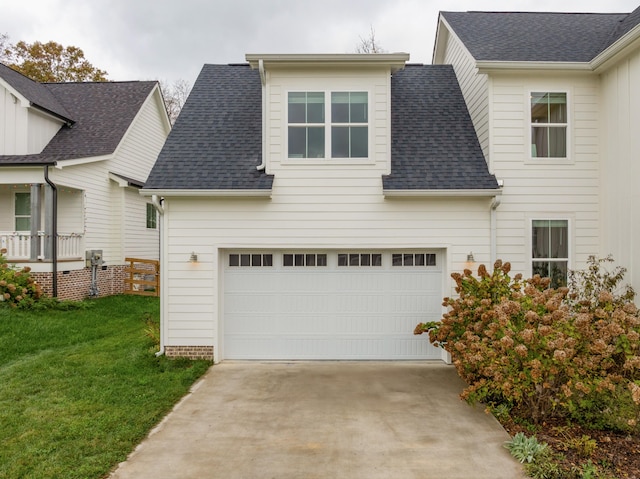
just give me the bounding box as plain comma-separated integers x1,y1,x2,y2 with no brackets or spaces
0,249,43,308
414,257,640,430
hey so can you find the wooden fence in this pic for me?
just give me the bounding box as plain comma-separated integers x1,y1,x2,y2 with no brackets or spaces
124,257,160,297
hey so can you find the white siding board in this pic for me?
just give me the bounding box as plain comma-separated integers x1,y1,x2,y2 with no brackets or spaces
600,47,640,294
441,31,490,162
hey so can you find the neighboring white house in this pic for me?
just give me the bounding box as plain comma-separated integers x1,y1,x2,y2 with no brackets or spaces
142,54,502,362
0,63,171,300
433,6,640,295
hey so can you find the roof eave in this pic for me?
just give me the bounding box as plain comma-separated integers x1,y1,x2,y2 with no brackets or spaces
140,188,272,198
476,61,592,74
246,53,410,73
591,24,640,72
383,188,502,198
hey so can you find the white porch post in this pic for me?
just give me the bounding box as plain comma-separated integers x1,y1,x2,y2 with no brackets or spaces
30,184,41,260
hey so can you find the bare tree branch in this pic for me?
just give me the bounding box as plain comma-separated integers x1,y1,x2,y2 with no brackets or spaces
356,26,386,54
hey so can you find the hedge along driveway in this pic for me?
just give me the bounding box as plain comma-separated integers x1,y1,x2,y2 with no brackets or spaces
0,296,211,479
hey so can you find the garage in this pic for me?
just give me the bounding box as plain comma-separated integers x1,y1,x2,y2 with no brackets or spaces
222,250,443,360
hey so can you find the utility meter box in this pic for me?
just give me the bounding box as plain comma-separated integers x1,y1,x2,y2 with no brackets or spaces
85,250,104,268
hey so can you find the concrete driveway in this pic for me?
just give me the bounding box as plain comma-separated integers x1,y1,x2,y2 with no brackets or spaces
109,362,525,479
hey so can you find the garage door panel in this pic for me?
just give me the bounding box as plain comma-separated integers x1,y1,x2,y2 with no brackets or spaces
223,251,442,360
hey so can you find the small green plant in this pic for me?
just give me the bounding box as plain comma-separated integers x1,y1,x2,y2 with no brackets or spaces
568,435,598,458
504,432,548,464
143,311,161,352
524,447,564,479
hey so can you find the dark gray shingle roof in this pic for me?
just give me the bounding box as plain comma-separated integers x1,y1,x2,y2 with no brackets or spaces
144,64,273,190
383,64,497,190
146,63,496,192
0,80,157,165
441,10,638,62
0,63,72,121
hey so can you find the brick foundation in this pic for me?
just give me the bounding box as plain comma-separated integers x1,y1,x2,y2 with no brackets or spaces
165,346,214,361
31,265,128,301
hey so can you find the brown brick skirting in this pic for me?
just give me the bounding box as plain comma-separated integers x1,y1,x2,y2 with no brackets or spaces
165,346,214,361
31,265,128,301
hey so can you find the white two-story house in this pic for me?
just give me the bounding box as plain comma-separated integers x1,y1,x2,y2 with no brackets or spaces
433,6,640,294
0,63,171,300
142,54,502,362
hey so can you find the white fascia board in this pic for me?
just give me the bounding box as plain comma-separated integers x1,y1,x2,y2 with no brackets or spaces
591,25,640,72
383,189,502,198
54,154,112,168
476,61,592,74
139,188,272,198
432,16,452,64
246,53,410,72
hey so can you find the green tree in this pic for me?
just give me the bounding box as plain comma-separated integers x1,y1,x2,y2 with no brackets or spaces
4,39,108,82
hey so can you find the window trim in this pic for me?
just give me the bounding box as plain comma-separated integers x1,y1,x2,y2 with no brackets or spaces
285,89,372,165
14,192,31,232
146,203,157,229
529,217,571,288
527,89,572,164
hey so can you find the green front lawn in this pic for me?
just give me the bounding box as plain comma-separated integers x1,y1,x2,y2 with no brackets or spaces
0,295,212,479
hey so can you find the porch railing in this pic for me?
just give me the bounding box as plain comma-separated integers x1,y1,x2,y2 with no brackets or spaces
0,232,83,261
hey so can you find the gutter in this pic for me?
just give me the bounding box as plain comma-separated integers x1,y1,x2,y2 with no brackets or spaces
43,165,58,298
151,195,165,357
383,188,502,198
257,59,266,171
490,194,502,264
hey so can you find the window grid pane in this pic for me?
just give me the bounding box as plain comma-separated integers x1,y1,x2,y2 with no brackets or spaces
531,92,567,158
532,219,568,287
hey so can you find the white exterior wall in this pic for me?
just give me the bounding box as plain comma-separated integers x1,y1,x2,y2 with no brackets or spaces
489,73,601,276
441,30,490,164
0,84,62,155
0,83,28,154
161,193,493,351
124,189,159,259
600,46,640,294
264,68,391,175
27,110,62,154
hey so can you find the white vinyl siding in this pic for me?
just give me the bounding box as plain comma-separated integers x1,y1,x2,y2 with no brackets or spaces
489,74,600,276
264,69,388,173
600,47,640,295
440,28,490,165
0,84,63,155
161,189,494,358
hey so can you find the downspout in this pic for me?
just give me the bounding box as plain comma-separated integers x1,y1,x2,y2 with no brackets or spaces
256,59,267,171
490,189,502,264
44,165,58,298
151,195,165,357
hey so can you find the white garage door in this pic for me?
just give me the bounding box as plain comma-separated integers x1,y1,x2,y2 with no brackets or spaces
223,251,443,360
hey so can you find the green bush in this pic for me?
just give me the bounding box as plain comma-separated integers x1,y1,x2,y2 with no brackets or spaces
415,257,640,429
0,249,42,308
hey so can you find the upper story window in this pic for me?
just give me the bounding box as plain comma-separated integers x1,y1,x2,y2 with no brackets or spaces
288,92,325,158
288,91,368,159
15,192,31,231
531,92,567,158
532,219,568,288
331,92,368,158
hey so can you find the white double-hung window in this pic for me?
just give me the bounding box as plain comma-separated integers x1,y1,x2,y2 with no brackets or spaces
288,91,368,159
530,92,567,158
15,192,31,231
531,219,569,288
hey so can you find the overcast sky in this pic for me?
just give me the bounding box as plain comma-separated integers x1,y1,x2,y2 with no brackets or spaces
2,1,639,86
